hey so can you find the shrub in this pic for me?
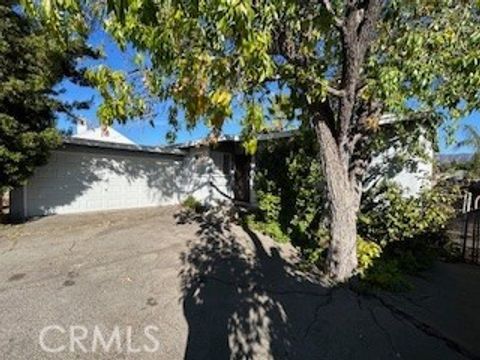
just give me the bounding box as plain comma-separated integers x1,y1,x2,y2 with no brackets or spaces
360,258,412,292
253,129,327,253
182,195,203,213
257,191,281,223
359,236,440,291
357,182,459,290
356,237,382,276
244,214,290,243
359,181,459,246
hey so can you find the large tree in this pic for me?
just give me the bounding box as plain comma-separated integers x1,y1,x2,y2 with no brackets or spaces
0,0,97,193
27,0,480,281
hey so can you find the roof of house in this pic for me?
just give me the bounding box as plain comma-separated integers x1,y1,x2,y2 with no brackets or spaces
62,112,438,155
164,113,425,149
72,125,136,145
166,129,298,149
63,137,186,157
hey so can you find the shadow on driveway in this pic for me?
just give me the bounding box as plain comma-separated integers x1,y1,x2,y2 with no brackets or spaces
177,208,480,360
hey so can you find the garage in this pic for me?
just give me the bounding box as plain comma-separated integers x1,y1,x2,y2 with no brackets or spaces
10,138,187,218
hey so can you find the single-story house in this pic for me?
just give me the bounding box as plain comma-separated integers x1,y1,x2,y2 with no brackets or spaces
10,121,433,220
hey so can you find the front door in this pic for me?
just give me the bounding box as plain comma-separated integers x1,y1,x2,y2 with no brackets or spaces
234,155,250,203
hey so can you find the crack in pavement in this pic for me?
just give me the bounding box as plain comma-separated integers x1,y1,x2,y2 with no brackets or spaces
396,293,433,313
354,294,396,353
368,305,399,357
203,275,477,359
302,290,334,340
371,293,479,360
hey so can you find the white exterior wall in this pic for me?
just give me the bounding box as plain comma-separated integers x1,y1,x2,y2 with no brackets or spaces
12,150,183,218
387,159,432,196
10,146,233,219
367,137,433,196
180,148,233,205
249,155,257,206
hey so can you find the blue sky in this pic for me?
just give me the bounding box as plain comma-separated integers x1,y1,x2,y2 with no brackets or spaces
57,31,479,154
56,31,240,146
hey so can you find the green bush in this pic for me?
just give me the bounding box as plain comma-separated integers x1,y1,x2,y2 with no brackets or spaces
360,258,412,292
357,182,458,290
257,191,281,223
182,195,203,213
359,181,459,246
357,237,382,276
244,214,290,243
253,129,327,254
359,237,440,291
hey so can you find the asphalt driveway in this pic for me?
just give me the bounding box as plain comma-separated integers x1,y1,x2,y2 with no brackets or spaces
0,206,479,359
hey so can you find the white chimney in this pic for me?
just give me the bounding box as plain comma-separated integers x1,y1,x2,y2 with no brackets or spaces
76,119,88,135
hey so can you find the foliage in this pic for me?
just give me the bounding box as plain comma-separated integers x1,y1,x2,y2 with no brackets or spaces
360,237,439,292
256,191,282,224
182,195,203,213
358,258,412,292
244,214,290,244
356,237,382,276
23,0,480,144
359,182,459,246
0,0,97,193
357,182,459,291
253,129,328,252
253,137,458,287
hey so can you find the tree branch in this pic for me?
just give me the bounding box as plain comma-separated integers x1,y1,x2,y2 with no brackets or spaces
336,0,383,161
321,0,344,29
357,0,383,56
326,85,345,98
310,99,338,141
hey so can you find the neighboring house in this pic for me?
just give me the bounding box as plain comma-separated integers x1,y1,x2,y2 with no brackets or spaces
10,122,433,220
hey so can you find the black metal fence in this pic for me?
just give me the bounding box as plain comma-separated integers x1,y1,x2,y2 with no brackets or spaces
462,209,480,264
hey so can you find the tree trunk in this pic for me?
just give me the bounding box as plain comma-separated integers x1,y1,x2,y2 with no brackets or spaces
314,119,360,282
306,0,382,282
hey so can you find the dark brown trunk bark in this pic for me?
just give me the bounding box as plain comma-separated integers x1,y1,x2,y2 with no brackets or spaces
314,119,360,282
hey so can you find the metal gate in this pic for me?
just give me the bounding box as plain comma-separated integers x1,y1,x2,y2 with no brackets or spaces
462,209,480,264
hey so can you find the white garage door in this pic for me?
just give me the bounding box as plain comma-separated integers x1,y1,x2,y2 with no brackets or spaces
21,149,184,217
